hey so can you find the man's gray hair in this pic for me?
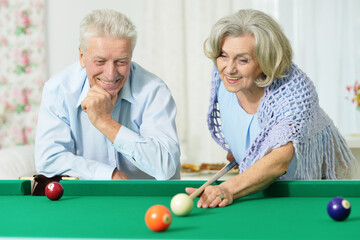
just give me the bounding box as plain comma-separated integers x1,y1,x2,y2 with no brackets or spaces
79,9,137,53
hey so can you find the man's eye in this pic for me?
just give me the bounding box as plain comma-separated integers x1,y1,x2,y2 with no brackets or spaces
116,61,128,66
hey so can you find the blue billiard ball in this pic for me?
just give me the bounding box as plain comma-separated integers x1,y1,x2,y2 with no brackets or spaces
327,197,351,221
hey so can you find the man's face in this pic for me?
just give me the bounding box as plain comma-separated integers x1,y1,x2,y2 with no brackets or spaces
79,37,132,96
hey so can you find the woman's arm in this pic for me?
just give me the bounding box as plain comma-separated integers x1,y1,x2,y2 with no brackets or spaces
186,142,294,208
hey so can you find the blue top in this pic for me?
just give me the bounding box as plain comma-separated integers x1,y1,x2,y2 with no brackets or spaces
35,61,180,180
217,81,296,179
217,82,260,166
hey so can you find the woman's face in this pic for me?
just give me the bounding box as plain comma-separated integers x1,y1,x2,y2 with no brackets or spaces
216,35,263,94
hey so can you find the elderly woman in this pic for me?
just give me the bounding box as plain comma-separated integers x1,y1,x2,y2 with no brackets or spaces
186,9,356,208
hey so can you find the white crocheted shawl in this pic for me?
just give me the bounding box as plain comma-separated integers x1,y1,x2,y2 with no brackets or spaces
207,63,355,179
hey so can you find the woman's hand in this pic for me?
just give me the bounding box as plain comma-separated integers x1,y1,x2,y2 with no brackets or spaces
185,142,294,209
185,185,233,208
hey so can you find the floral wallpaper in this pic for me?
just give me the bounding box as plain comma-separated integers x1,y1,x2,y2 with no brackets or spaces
0,0,46,149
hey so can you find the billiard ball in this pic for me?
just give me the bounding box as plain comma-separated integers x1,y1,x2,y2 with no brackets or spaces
170,193,193,216
145,205,172,232
327,197,351,221
45,182,64,201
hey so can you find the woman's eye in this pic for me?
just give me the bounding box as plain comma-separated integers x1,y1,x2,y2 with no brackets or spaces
218,52,227,58
238,59,249,64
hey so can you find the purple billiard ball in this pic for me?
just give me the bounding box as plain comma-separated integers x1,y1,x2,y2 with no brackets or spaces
327,197,351,221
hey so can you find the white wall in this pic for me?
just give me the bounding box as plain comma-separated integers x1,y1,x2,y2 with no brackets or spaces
46,0,144,76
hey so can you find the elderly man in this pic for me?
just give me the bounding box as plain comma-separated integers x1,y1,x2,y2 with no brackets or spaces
35,9,180,180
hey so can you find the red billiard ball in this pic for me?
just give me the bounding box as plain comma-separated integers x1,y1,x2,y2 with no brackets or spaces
45,182,64,201
145,205,172,232
327,197,351,221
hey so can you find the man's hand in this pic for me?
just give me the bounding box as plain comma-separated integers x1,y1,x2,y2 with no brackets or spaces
81,85,117,127
112,168,130,180
81,85,121,143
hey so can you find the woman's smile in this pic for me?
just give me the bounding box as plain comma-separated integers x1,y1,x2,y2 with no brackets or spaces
225,75,242,84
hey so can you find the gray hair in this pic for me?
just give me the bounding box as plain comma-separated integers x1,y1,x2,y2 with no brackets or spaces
204,9,293,87
79,9,137,53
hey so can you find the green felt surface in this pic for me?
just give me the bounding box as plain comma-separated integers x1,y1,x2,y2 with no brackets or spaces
61,180,360,197
0,180,359,239
0,180,31,195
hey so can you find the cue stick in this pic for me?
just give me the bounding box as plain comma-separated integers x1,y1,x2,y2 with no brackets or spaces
189,160,238,199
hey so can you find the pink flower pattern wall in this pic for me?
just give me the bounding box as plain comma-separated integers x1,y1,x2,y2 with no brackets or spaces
0,0,46,149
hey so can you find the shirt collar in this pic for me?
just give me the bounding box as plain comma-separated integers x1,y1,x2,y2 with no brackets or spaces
117,72,134,104
76,78,91,108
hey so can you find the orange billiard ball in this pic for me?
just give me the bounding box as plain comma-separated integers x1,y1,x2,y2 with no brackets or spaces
145,205,172,232
45,182,64,201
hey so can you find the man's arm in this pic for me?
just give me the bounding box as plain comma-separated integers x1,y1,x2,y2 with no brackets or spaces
81,82,180,180
35,83,117,180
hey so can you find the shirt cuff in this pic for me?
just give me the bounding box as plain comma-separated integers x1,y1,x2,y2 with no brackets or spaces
93,163,116,180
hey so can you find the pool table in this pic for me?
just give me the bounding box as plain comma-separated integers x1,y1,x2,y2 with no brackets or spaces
0,180,359,239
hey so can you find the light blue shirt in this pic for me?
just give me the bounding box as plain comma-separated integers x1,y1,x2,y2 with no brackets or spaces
217,82,296,179
35,61,180,180
217,82,260,165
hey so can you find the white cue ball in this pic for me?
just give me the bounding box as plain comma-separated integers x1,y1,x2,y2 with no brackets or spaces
170,193,194,216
